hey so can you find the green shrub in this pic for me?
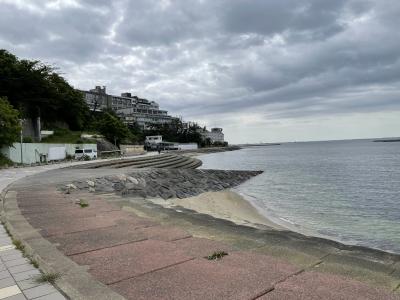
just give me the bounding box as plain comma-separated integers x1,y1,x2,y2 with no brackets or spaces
0,153,13,167
0,97,21,148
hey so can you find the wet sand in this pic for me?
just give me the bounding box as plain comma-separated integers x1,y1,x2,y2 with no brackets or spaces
149,190,284,230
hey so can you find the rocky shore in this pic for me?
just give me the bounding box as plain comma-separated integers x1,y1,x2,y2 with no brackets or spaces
62,169,262,200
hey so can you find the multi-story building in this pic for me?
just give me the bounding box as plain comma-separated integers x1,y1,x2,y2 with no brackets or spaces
199,128,225,143
80,86,177,128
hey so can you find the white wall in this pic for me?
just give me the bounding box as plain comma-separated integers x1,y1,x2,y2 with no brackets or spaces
1,143,97,164
178,143,198,150
120,145,145,156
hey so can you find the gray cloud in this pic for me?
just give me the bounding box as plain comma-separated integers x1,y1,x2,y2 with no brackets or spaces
0,0,399,142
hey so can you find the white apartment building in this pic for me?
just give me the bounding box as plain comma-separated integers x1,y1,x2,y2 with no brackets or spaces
80,86,177,128
199,128,225,143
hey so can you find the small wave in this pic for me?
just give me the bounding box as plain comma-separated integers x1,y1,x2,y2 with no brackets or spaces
279,217,296,225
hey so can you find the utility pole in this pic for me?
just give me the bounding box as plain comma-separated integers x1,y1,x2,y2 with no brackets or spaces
20,119,23,164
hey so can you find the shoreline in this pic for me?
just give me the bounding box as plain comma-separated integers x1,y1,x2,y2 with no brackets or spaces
148,190,285,230
155,189,400,255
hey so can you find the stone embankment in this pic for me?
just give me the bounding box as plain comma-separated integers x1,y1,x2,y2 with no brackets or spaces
63,169,262,200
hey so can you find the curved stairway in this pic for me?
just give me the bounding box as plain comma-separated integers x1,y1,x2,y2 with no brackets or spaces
77,154,202,169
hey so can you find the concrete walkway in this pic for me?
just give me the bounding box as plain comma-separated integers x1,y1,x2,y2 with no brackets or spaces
0,156,155,300
0,165,74,299
1,159,400,299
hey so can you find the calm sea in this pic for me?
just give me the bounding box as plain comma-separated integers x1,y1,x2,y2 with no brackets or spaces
198,139,400,254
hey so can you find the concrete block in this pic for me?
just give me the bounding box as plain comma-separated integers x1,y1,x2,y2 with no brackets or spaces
23,284,57,299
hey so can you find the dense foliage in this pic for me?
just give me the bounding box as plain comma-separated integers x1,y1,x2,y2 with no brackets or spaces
143,119,204,145
0,49,89,130
0,97,21,147
94,110,132,146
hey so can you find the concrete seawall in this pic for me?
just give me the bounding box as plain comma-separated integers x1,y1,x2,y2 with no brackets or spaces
1,155,399,299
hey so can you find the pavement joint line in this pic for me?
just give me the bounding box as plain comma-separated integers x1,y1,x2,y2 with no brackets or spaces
42,224,123,238
66,238,149,257
168,235,193,242
251,286,275,300
108,257,197,286
271,268,306,288
46,220,159,239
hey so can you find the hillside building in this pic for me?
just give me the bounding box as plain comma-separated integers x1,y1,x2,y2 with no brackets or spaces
80,86,177,128
199,127,225,143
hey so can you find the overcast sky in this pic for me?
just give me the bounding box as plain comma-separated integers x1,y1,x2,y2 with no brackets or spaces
1,0,399,143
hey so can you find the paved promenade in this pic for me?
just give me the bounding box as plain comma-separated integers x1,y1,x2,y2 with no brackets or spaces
1,160,400,299
0,165,74,299
0,156,154,300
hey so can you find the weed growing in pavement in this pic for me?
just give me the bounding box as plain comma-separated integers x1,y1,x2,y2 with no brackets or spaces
1,221,11,236
205,251,228,260
3,222,38,268
12,239,25,252
35,272,61,284
78,199,89,208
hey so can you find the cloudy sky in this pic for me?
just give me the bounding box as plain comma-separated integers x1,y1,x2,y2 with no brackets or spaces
1,0,400,143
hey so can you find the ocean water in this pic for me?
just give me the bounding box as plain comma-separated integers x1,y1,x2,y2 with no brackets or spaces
198,139,400,254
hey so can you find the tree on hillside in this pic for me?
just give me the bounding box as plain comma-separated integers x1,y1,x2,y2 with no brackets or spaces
144,119,203,144
0,49,89,130
0,97,21,147
96,111,132,147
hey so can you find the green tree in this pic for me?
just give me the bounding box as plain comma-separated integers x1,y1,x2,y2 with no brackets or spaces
144,119,203,145
96,112,131,147
0,49,89,130
0,97,21,147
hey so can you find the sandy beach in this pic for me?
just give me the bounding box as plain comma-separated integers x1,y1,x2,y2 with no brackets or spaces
149,190,285,230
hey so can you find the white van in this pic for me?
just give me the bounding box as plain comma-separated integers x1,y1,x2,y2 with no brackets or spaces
74,148,97,160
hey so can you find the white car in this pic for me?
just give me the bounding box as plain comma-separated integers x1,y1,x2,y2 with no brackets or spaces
74,149,97,160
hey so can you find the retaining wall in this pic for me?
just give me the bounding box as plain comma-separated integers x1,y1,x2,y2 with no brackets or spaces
1,143,97,164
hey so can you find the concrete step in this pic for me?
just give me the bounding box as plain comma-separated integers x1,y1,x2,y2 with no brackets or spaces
117,155,185,169
87,154,174,169
166,158,201,169
134,156,190,169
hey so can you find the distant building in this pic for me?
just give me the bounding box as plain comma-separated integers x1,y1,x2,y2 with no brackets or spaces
145,135,163,144
80,86,177,128
199,127,225,143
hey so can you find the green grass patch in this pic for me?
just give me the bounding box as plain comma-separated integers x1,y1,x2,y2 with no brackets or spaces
12,239,25,252
24,254,39,268
41,128,95,144
78,199,89,208
205,251,228,260
35,272,61,284
0,153,13,167
30,259,39,268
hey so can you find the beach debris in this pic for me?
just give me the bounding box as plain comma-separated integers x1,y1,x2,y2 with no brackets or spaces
66,184,77,190
86,180,95,187
127,176,139,184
